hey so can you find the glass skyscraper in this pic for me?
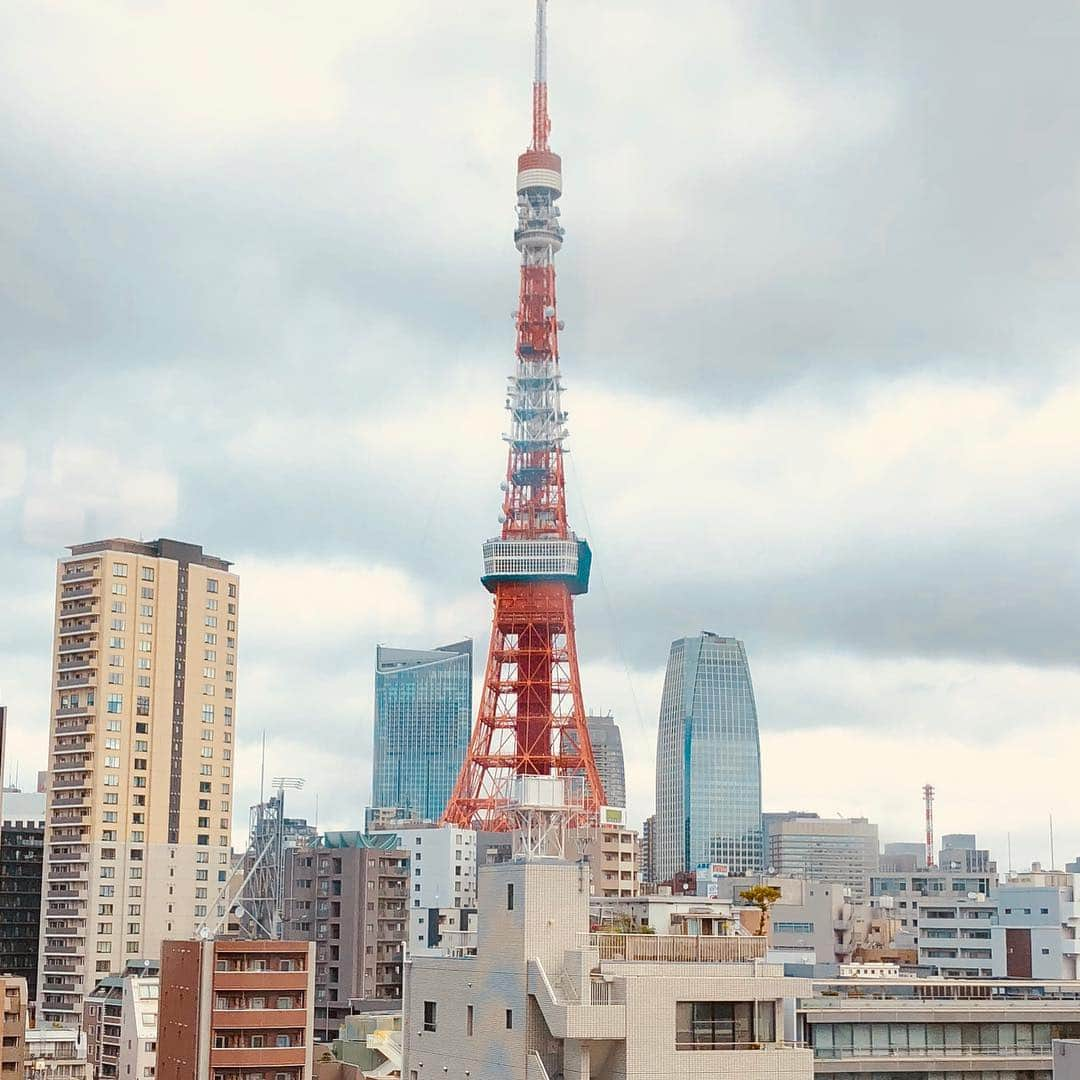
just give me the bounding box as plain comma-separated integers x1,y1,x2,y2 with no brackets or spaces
372,640,472,823
654,632,763,882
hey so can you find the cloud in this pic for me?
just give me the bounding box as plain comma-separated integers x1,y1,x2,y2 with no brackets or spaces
0,443,25,501
19,445,178,549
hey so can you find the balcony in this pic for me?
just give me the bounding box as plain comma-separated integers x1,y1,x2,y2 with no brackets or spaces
59,621,95,636
61,586,96,600
62,567,100,582
56,673,95,688
212,1009,308,1029
213,972,309,992
583,933,767,963
58,641,97,655
52,776,90,790
208,1047,307,1069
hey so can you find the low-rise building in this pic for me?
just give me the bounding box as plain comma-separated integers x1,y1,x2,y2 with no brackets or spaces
767,816,880,903
158,938,315,1080
23,1027,89,1080
367,824,477,956
118,973,158,1080
403,857,813,1080
801,972,1080,1080
0,976,26,1077
284,833,410,1038
574,817,640,898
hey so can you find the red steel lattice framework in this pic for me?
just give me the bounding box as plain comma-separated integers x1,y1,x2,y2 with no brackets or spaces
443,0,605,831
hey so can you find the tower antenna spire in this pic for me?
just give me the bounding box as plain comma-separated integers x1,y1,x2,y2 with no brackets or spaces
532,0,550,151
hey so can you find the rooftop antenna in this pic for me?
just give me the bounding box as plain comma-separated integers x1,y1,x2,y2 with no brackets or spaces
923,784,935,868
260,730,266,807
1050,812,1056,871
1008,831,1013,877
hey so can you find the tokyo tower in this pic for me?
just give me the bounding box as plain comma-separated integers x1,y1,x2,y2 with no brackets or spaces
442,0,605,831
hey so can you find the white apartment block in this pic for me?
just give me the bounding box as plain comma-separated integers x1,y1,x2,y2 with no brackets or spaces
370,824,477,955
119,975,158,1080
403,857,813,1080
574,819,640,898
40,539,239,1022
24,1027,90,1080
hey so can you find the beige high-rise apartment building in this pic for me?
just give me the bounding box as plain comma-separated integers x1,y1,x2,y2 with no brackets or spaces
39,538,239,1024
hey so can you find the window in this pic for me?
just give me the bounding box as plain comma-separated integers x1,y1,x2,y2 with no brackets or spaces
113,583,128,595
113,563,129,577
466,1004,474,1036
507,883,514,911
141,567,155,581
140,604,153,617
207,579,219,593
424,1001,437,1032
107,694,123,714
675,1001,774,1050
774,922,814,934
141,586,153,599
505,1009,513,1030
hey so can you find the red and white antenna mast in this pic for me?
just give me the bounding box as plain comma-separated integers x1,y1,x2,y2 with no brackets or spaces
443,1,606,831
923,783,935,868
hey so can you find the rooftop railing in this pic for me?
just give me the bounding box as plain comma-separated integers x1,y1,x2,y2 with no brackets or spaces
582,932,767,963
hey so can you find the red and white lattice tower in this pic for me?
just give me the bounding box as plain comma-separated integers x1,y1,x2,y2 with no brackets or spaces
443,0,605,831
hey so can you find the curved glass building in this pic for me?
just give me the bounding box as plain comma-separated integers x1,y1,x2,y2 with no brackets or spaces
654,632,763,881
372,640,472,823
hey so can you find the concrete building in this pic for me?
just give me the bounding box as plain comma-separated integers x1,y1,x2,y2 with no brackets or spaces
23,1027,89,1080
574,819,640,898
0,976,26,1078
39,539,240,1023
368,824,478,956
880,841,927,873
915,880,1080,979
767,816,879,902
590,893,736,936
372,641,472,824
118,973,159,1080
0,790,45,999
281,832,410,1040
871,867,999,936
84,961,159,1080
563,715,626,810
939,833,995,873
403,856,812,1080
654,633,764,881
640,815,655,887
802,971,1080,1080
1055,1039,1080,1080
158,938,315,1080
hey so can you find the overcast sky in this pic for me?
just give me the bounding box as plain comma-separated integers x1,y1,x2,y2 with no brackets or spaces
3,0,1080,868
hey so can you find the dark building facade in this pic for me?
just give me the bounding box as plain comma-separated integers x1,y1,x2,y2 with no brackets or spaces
0,791,45,1000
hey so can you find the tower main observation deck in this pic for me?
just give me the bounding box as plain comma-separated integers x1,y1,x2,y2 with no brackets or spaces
442,0,605,831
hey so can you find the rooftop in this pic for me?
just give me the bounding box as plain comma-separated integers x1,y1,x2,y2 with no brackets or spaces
67,537,231,570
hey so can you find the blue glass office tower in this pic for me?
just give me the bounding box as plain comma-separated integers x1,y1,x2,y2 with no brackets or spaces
654,632,763,881
372,640,472,823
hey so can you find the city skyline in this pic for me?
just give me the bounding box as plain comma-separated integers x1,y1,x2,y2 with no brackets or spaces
4,1,1080,868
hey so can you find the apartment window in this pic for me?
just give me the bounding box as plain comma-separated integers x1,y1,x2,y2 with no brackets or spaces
774,922,814,934
206,598,218,610
204,633,217,645
675,1001,774,1050
137,657,150,669
423,1001,437,1032
140,604,153,617
224,707,233,725
134,758,147,770
105,737,120,749
141,567,155,581
275,1036,290,1048
139,622,152,634
204,649,217,661
100,885,114,897
107,694,123,713
201,747,213,758
228,582,236,597
196,870,208,881
107,720,121,732
205,615,217,628
135,739,148,751
110,618,125,631
138,640,152,652
202,729,213,741
113,583,127,595
105,755,120,768
104,774,119,786
203,667,216,679
137,675,150,687
136,696,150,715
97,941,112,953
466,1004,474,1036
113,564,128,577
505,1009,513,1030
112,601,126,613
200,765,212,775
507,884,514,911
